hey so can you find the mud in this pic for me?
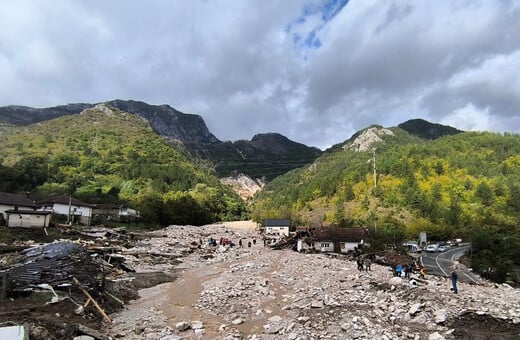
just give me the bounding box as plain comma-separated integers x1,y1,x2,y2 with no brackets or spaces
449,312,520,340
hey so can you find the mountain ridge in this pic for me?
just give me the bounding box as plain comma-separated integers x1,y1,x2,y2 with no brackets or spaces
0,100,322,181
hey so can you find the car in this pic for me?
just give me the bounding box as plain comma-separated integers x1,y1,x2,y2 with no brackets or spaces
437,245,447,252
426,244,439,252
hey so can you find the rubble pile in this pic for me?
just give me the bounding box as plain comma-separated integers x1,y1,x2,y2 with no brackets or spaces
106,224,520,340
0,228,145,339
2,223,519,339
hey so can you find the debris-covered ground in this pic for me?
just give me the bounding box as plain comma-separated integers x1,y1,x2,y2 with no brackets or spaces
1,222,520,339
107,223,520,340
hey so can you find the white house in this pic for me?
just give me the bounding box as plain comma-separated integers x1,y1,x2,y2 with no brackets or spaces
5,208,52,228
0,192,52,228
297,226,368,253
0,192,37,220
263,218,290,237
38,196,93,226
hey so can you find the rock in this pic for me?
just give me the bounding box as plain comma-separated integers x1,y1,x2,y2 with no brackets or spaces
311,300,324,308
194,328,205,338
408,303,424,316
433,309,447,324
428,331,445,340
231,318,244,325
74,305,84,315
175,321,191,331
191,321,204,329
160,336,183,340
389,277,403,286
263,323,285,334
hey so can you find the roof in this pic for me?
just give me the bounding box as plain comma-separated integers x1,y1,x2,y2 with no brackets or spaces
0,192,36,207
38,195,94,207
311,227,368,243
264,218,291,227
5,209,52,215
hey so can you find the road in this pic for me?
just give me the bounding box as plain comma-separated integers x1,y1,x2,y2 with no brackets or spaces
419,244,482,284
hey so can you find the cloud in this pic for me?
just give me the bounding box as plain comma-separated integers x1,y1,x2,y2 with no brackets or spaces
0,0,519,149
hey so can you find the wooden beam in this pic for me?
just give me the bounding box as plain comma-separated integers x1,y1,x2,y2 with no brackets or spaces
73,277,112,324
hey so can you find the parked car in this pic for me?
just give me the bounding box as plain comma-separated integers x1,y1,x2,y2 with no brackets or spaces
437,245,447,252
403,242,422,253
426,244,439,252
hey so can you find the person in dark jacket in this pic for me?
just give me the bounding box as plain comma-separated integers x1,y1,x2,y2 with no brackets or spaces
451,269,458,294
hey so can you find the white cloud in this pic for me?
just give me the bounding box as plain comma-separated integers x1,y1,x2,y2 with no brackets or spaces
440,103,491,132
0,0,520,149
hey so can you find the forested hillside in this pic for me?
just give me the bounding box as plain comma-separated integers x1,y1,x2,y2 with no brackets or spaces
0,104,247,226
252,126,520,282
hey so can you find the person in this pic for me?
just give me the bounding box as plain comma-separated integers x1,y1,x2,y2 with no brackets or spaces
364,257,371,271
405,263,412,279
395,263,403,277
451,269,458,294
419,265,426,279
357,256,364,271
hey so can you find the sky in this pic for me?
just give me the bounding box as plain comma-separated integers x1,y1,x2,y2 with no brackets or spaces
1,0,520,150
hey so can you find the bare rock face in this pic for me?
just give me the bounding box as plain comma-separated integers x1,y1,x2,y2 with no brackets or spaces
344,127,394,152
220,174,265,200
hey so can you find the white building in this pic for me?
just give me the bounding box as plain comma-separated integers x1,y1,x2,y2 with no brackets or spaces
39,196,93,226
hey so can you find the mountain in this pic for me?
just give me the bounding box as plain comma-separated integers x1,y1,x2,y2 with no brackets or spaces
252,124,520,282
0,104,247,226
398,118,463,139
0,100,321,180
185,133,322,181
253,124,520,239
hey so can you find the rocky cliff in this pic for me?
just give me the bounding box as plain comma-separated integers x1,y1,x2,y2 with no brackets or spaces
0,100,322,181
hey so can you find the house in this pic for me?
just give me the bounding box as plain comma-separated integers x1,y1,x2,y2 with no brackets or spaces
0,192,52,228
0,192,37,220
92,203,140,223
5,208,52,228
298,226,368,253
263,218,291,237
38,196,93,226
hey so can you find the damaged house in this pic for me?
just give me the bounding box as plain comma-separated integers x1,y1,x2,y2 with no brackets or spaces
298,226,368,253
0,192,51,228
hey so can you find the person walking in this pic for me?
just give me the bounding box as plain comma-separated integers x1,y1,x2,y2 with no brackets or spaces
451,269,458,294
364,257,371,271
357,256,364,271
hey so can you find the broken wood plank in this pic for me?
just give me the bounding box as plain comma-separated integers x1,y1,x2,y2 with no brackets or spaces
72,277,112,324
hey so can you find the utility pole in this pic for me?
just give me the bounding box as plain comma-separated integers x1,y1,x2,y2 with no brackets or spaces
372,148,377,189
67,195,72,225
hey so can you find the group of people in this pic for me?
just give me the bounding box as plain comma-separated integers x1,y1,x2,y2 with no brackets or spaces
393,261,458,294
393,262,427,279
356,256,372,271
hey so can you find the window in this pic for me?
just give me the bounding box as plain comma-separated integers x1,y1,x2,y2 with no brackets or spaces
321,243,330,248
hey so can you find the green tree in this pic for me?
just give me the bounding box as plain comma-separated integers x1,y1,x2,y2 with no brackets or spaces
475,182,494,206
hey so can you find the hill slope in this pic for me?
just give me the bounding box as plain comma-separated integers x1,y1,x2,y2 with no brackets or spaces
398,118,463,139
0,100,321,180
0,104,246,226
252,125,520,281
